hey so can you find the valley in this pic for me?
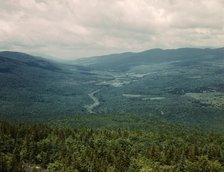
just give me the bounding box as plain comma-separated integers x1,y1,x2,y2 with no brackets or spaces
1,48,224,171
0,48,224,131
1,1,224,171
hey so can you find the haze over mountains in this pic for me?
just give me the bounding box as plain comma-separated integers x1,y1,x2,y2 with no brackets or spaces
0,48,224,130
1,0,224,170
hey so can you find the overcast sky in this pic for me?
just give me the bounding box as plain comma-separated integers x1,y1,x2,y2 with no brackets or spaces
0,0,224,59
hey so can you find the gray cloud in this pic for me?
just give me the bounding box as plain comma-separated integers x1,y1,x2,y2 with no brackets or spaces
0,0,223,59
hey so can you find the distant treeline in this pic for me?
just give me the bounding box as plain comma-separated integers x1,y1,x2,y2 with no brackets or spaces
0,121,224,172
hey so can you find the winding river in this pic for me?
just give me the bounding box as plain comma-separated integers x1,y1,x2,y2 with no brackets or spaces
85,89,100,113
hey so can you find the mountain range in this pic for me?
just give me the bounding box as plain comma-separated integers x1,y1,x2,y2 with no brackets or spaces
0,48,224,130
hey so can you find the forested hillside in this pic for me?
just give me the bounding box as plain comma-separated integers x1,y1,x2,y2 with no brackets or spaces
1,49,224,130
1,0,223,171
0,51,96,120
1,121,224,172
1,49,224,171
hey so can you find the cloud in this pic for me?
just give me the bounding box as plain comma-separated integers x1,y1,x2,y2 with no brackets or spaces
0,0,223,59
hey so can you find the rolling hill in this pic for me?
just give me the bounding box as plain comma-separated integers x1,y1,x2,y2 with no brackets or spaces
0,51,95,121
75,48,224,71
0,48,224,131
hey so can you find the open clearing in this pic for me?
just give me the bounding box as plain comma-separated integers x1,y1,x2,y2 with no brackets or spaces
186,92,224,107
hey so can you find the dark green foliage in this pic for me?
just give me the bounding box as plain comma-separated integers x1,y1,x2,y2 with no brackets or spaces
1,121,224,172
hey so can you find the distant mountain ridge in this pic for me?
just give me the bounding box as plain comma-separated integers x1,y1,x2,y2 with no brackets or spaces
0,51,59,71
74,47,224,71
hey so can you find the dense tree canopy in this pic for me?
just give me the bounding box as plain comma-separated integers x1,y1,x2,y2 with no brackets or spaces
1,121,224,172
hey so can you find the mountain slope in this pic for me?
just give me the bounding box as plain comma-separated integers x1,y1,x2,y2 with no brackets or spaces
0,51,60,89
0,51,58,71
0,51,96,121
76,48,224,71
1,49,224,131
